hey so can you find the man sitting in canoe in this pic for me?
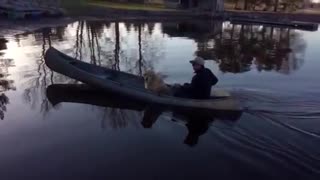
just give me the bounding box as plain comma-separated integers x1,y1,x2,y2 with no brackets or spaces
174,57,218,99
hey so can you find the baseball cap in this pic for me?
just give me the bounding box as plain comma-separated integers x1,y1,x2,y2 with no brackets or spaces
190,57,205,66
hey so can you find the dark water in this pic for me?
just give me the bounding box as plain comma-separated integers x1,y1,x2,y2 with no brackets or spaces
0,19,320,179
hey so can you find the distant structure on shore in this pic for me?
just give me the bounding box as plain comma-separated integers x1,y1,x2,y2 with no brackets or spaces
164,0,224,12
0,0,63,19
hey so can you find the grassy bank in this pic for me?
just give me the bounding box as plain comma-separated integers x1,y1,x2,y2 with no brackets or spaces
60,1,320,23
89,1,175,11
61,0,87,9
62,0,177,16
60,0,88,15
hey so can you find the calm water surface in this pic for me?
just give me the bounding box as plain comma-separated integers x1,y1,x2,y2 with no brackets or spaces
0,20,320,179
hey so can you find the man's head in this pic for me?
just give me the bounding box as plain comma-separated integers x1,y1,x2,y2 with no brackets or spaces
190,57,205,72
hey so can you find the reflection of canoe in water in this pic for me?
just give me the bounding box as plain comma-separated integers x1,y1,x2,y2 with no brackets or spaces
46,84,242,121
47,84,147,111
47,84,242,146
45,47,242,112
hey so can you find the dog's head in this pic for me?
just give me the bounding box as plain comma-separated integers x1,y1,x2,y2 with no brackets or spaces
143,70,156,84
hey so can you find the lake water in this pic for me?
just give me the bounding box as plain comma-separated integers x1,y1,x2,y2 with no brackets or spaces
0,19,320,179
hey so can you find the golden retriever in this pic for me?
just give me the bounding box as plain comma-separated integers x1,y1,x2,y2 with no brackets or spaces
143,70,170,95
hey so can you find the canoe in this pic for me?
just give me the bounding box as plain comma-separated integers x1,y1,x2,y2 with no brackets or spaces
46,84,243,121
44,47,242,111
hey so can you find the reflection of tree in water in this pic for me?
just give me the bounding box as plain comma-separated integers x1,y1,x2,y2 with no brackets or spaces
0,38,14,120
73,21,163,76
196,23,306,74
124,23,164,76
71,21,163,128
162,21,222,41
0,38,8,52
99,108,142,129
0,48,15,119
23,29,52,113
20,21,163,126
0,93,9,120
69,21,164,128
22,27,72,114
73,21,121,68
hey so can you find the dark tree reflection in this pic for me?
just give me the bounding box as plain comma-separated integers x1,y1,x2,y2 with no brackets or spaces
131,22,164,75
22,26,73,114
0,38,8,52
162,21,223,41
113,22,120,70
195,23,306,74
72,21,163,75
74,21,119,68
21,21,164,117
0,38,15,120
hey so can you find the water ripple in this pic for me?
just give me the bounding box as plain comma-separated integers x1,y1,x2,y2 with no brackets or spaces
209,88,320,176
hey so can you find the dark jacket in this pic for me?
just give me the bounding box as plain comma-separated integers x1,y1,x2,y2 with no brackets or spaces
190,67,218,99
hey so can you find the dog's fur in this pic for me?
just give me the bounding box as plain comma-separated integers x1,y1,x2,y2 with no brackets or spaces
143,70,170,95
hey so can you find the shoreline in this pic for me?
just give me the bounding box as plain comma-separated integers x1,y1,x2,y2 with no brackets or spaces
66,4,208,21
1,4,319,37
225,10,320,23
65,4,320,23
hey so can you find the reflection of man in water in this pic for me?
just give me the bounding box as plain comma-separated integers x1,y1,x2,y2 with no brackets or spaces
174,57,218,99
141,107,212,147
183,114,211,147
141,106,164,128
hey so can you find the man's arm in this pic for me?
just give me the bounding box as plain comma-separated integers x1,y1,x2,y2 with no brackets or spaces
211,73,218,85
